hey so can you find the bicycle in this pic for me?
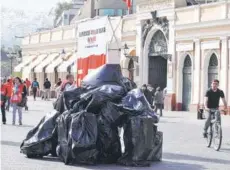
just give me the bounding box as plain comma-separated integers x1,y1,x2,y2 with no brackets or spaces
205,109,224,151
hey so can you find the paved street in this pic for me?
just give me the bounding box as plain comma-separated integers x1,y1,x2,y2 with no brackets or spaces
1,97,230,170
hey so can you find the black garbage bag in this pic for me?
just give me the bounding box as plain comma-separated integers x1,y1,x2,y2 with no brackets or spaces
99,102,125,127
121,77,137,92
81,64,124,90
63,87,87,110
118,116,161,167
53,93,65,114
81,85,125,114
121,89,158,122
96,102,122,163
20,110,59,158
56,110,73,164
69,111,98,165
148,131,163,162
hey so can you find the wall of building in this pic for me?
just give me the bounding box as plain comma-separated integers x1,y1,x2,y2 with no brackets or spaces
174,1,230,113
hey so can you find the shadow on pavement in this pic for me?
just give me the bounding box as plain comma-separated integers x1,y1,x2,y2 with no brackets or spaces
164,152,230,164
159,120,177,124
2,124,34,128
20,156,205,170
76,161,205,170
220,148,230,153
1,140,21,147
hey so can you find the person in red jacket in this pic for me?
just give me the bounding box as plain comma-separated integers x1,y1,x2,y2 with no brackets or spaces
11,77,27,125
1,80,7,124
25,78,31,96
60,74,75,92
5,78,13,111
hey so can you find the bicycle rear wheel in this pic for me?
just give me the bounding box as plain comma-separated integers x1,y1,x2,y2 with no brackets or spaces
213,123,222,151
206,125,213,147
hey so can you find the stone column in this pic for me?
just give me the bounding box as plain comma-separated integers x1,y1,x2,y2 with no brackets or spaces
175,51,182,111
228,48,230,114
135,19,143,87
190,39,201,112
164,15,176,111
220,37,229,113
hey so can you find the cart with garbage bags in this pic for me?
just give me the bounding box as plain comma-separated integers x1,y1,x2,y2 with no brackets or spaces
20,64,163,167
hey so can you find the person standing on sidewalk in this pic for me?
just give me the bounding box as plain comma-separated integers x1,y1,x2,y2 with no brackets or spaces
23,81,29,111
154,87,164,117
31,78,39,101
43,78,51,101
60,74,75,92
11,77,27,125
1,79,7,124
5,78,13,111
55,78,62,98
25,78,31,96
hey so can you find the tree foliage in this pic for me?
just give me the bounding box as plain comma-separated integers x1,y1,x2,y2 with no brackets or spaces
54,2,73,24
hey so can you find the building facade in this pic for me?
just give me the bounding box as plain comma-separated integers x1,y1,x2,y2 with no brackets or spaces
16,0,230,113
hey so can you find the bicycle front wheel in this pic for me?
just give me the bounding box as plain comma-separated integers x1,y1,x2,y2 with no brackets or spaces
213,123,222,151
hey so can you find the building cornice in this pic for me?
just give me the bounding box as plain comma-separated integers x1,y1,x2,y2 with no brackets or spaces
22,39,76,50
175,19,230,30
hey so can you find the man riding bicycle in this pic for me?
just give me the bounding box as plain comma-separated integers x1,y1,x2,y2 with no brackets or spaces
203,79,227,138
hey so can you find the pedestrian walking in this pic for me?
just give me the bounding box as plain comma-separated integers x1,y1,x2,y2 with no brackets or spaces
25,78,31,96
141,84,153,106
31,78,39,101
1,79,7,124
43,78,51,100
11,77,27,125
55,78,62,98
5,78,13,111
23,81,29,111
154,87,164,117
147,84,155,108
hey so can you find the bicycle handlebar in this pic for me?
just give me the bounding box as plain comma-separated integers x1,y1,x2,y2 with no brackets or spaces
205,108,226,113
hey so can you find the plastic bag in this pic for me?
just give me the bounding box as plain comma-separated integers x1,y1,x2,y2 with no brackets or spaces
81,64,124,90
121,89,158,122
69,111,98,165
99,102,125,127
96,102,122,163
81,85,125,114
56,110,73,164
121,77,137,92
118,116,161,167
20,110,59,158
53,93,65,114
63,87,87,110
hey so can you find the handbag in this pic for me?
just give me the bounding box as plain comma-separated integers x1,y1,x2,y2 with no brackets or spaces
10,94,22,103
17,96,27,107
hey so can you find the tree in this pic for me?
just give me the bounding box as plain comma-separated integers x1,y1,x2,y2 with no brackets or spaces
54,2,73,26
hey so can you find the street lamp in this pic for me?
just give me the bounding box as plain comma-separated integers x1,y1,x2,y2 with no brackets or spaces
123,43,138,62
6,49,21,75
123,43,129,57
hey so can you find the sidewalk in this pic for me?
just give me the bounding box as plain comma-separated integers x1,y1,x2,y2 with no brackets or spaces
161,110,230,128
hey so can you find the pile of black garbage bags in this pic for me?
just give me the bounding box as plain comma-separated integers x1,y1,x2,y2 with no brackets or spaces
20,64,163,167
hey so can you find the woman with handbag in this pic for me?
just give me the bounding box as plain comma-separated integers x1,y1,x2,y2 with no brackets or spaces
11,77,27,125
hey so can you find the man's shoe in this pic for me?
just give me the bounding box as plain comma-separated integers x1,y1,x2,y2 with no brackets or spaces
12,122,15,125
3,122,6,125
19,122,22,125
203,132,208,138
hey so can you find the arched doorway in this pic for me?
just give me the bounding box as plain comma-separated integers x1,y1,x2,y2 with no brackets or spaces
208,54,218,88
148,30,167,89
182,55,192,111
128,59,134,81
